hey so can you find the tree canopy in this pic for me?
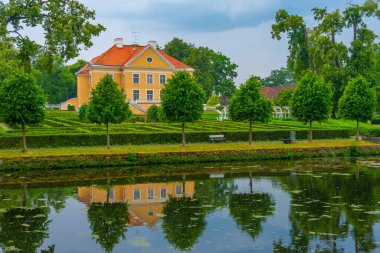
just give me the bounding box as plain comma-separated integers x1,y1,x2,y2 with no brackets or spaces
291,71,332,142
272,1,380,115
86,74,131,149
229,76,273,145
163,38,238,98
1,0,105,63
0,70,46,151
262,67,295,87
161,71,205,146
339,76,376,140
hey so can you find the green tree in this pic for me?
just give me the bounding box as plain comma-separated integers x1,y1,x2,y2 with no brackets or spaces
33,56,76,103
146,105,160,122
86,74,131,149
272,10,314,80
78,104,88,121
163,38,238,98
161,71,205,146
262,67,295,87
275,88,295,107
211,52,238,97
162,196,206,251
206,93,220,106
163,38,194,62
0,40,19,85
88,202,129,253
185,47,214,99
339,76,376,141
0,71,46,151
291,72,332,142
229,76,273,145
1,0,105,65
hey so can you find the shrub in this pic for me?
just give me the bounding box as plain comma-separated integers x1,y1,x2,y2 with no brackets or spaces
147,105,160,122
206,94,220,106
67,105,76,111
78,104,88,121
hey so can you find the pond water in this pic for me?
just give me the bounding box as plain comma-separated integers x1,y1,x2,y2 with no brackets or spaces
0,159,380,253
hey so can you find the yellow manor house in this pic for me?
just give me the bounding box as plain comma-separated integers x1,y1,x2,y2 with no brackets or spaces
61,38,194,114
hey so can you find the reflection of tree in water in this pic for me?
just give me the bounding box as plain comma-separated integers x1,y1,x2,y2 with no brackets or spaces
194,178,235,213
87,202,129,253
162,196,206,252
277,167,380,253
0,207,50,253
229,174,275,240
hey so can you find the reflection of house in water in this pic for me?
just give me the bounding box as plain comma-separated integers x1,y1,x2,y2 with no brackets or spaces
78,181,195,227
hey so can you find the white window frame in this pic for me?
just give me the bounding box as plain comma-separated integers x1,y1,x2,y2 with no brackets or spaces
147,188,154,200
132,89,140,101
146,74,154,84
159,74,166,85
109,73,115,80
146,89,154,101
133,189,141,200
132,73,140,84
159,89,163,100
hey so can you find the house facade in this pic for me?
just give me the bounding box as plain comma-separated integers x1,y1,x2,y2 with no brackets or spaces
61,38,194,114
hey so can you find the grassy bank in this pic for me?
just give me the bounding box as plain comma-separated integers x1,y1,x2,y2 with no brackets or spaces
0,140,378,171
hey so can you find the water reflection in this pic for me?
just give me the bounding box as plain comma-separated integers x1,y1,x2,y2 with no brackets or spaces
0,160,379,252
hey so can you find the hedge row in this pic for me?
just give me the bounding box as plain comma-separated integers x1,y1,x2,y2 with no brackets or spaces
0,129,353,149
1,145,378,171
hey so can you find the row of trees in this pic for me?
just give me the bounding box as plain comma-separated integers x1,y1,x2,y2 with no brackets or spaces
272,0,380,115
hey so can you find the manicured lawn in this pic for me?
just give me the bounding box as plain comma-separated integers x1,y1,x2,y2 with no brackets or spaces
0,139,376,158
0,110,378,137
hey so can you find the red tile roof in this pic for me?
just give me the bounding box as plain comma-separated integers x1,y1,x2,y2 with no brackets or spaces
77,44,192,75
260,84,296,100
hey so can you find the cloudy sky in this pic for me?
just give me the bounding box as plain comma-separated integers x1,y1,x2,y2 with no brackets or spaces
66,0,371,84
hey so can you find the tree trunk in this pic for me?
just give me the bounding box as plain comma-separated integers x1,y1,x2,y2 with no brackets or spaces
353,21,358,42
303,27,316,72
22,184,28,207
182,174,186,197
309,121,313,143
106,123,110,149
249,118,253,145
331,33,341,69
22,123,27,152
182,122,186,146
356,119,360,141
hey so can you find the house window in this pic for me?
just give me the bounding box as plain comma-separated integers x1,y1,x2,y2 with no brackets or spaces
133,90,140,101
89,75,92,86
160,188,167,199
147,90,154,101
159,74,166,84
133,73,140,84
133,189,141,200
160,90,163,100
108,189,114,199
148,188,154,200
176,185,183,195
109,73,115,80
147,74,153,84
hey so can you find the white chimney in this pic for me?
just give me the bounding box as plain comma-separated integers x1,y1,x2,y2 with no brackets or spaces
148,40,157,49
114,38,124,48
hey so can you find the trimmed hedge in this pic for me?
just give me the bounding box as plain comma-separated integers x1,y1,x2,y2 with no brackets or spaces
0,129,352,149
1,145,379,171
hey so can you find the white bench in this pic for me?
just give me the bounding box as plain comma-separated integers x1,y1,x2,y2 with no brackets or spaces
209,134,226,142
